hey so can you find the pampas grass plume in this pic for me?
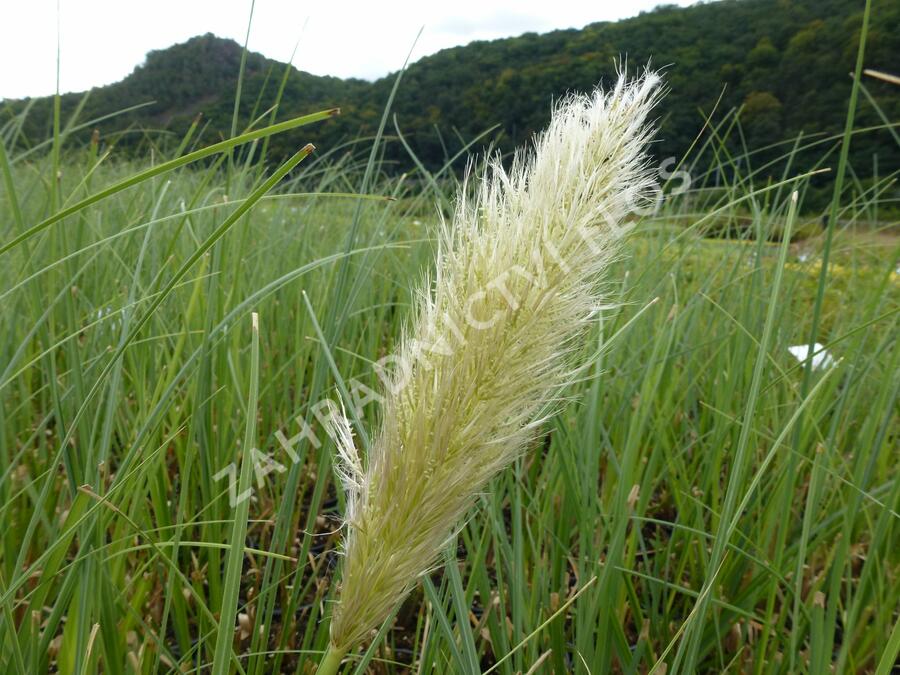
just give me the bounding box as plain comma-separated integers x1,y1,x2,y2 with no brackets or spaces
318,71,662,670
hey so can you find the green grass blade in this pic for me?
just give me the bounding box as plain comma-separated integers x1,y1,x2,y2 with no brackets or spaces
211,312,260,675
0,111,336,257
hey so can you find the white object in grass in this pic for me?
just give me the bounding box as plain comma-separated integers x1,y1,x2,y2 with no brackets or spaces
788,343,835,369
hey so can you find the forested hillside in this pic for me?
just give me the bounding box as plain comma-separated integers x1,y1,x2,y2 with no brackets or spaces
5,0,898,176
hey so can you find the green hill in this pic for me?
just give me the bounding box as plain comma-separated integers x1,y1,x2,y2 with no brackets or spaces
4,0,898,175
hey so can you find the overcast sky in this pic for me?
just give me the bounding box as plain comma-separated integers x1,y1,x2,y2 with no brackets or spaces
1,0,697,99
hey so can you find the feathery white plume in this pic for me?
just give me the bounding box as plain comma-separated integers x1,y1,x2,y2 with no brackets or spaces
325,71,662,655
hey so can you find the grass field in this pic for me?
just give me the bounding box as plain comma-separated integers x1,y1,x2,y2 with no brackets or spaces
1,34,898,675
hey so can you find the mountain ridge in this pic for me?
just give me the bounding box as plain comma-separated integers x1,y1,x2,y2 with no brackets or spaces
4,0,898,177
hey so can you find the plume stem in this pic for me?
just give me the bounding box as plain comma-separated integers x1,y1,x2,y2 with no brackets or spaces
317,643,348,675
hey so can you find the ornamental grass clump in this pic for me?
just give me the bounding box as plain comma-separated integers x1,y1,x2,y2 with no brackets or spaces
319,71,662,670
